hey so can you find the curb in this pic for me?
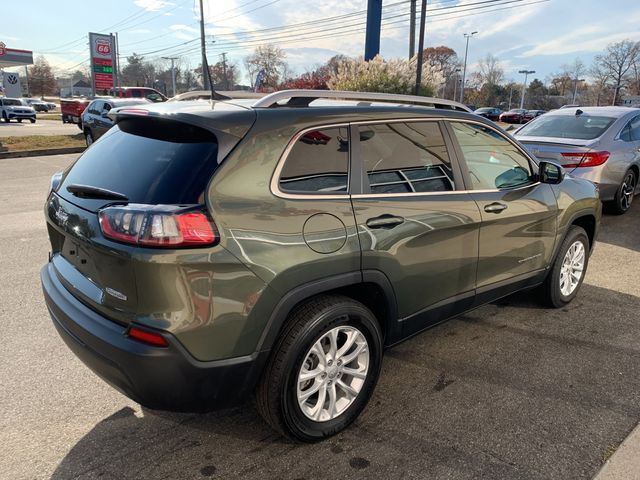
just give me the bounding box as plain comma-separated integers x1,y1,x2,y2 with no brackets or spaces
593,422,640,480
0,146,85,160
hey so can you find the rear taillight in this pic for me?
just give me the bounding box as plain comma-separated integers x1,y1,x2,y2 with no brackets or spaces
560,151,610,168
128,326,169,347
98,204,217,248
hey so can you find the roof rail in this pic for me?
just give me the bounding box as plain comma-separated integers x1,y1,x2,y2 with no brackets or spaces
252,89,471,112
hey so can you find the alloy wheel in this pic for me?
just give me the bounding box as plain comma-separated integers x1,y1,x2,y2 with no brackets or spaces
296,325,369,422
559,240,586,296
620,172,636,212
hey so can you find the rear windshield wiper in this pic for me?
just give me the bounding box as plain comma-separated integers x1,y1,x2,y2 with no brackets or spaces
66,184,129,201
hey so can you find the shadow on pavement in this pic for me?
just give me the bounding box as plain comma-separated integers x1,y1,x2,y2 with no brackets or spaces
52,284,640,480
598,202,640,252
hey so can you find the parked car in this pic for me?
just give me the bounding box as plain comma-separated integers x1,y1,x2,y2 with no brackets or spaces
0,97,36,123
168,90,264,102
41,90,601,442
81,97,150,146
474,107,502,121
515,106,640,214
109,87,167,102
499,108,528,124
23,98,50,112
60,98,91,128
524,109,547,122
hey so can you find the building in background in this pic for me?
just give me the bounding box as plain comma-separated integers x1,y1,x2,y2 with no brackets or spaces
0,41,34,97
621,96,640,107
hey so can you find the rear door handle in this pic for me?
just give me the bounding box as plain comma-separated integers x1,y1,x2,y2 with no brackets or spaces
366,214,405,229
484,202,508,213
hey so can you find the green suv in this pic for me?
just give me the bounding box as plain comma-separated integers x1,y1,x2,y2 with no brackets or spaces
41,90,601,441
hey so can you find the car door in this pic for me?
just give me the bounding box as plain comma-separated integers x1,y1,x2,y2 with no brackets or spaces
84,100,101,132
350,120,482,337
446,120,558,304
616,114,640,187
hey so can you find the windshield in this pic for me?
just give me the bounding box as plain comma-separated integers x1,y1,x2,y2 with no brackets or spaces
59,118,219,210
3,99,22,106
517,115,616,140
475,108,492,112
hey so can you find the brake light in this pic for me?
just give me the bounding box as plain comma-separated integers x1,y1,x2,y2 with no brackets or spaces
117,108,149,116
560,151,610,168
98,205,217,248
128,326,169,347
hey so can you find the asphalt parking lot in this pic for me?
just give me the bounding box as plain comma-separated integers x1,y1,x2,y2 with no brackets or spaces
1,154,639,480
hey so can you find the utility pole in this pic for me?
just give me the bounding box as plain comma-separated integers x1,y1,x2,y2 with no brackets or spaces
115,31,121,89
519,69,535,109
162,56,178,97
414,0,427,95
24,65,30,97
221,52,228,90
199,0,210,89
460,31,477,104
508,83,514,109
364,0,382,61
409,0,417,59
572,77,585,104
111,33,118,91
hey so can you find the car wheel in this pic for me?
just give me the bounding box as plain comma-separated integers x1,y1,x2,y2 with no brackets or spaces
541,226,589,308
610,169,636,215
17,119,22,123
256,295,383,442
85,130,94,147
1,112,7,123
30,118,36,124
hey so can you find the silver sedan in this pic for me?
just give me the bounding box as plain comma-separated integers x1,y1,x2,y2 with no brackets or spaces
514,106,640,214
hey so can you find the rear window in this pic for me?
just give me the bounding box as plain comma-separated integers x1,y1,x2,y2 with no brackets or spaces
517,114,615,140
59,118,218,208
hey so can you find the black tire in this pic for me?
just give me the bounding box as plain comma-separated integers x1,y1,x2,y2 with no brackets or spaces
256,295,383,442
30,119,36,124
85,129,94,147
17,119,23,123
1,112,7,123
541,226,590,308
609,169,636,215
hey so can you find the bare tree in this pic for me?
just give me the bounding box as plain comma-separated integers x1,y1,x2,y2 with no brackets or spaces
594,40,640,105
476,54,504,87
244,44,287,89
588,62,611,106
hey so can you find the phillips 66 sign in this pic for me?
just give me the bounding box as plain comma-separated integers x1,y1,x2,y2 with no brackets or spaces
89,32,116,93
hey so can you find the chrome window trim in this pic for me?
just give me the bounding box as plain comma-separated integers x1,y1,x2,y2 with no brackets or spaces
271,123,351,200
270,117,541,200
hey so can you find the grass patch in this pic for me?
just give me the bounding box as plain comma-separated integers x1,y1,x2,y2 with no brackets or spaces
37,113,62,121
0,134,85,152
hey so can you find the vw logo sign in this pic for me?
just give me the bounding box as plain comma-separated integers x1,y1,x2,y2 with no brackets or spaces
7,74,18,85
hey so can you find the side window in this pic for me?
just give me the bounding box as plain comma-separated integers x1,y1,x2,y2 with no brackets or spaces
620,124,632,142
103,103,112,112
629,116,640,141
89,101,102,115
450,122,534,190
279,127,349,194
131,90,142,98
359,122,454,194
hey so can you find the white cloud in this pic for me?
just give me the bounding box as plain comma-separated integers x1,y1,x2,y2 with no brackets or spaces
520,28,640,57
134,0,173,12
129,28,152,34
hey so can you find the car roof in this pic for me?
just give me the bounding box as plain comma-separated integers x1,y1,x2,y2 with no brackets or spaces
546,106,637,118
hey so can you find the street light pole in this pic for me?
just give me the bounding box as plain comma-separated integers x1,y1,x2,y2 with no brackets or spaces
518,69,535,109
452,67,461,101
460,31,478,104
162,56,178,97
199,0,210,90
414,0,427,96
572,77,585,104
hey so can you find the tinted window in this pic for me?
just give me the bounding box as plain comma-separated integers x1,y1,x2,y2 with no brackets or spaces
130,90,142,98
3,99,22,106
627,115,640,141
88,101,102,115
279,127,349,194
360,122,454,194
59,118,218,209
451,122,534,190
517,114,615,140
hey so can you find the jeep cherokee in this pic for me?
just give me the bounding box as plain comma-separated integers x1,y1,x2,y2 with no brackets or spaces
41,90,601,442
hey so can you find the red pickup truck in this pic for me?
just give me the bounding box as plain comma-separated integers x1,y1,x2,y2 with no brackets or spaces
60,98,91,129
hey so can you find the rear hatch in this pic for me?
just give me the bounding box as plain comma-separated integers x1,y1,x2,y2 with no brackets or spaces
45,114,246,325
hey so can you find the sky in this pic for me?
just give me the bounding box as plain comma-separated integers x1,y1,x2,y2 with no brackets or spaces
1,0,639,85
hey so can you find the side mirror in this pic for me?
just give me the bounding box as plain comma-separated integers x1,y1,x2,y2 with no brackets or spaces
539,161,565,185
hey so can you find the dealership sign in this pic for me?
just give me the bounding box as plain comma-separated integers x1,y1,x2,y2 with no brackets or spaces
89,32,116,93
0,42,6,56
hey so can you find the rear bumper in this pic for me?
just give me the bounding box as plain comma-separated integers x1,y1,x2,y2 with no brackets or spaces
41,262,267,411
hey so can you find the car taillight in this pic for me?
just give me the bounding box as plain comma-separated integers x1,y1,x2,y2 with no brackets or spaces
560,151,610,168
98,204,217,248
128,326,169,347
